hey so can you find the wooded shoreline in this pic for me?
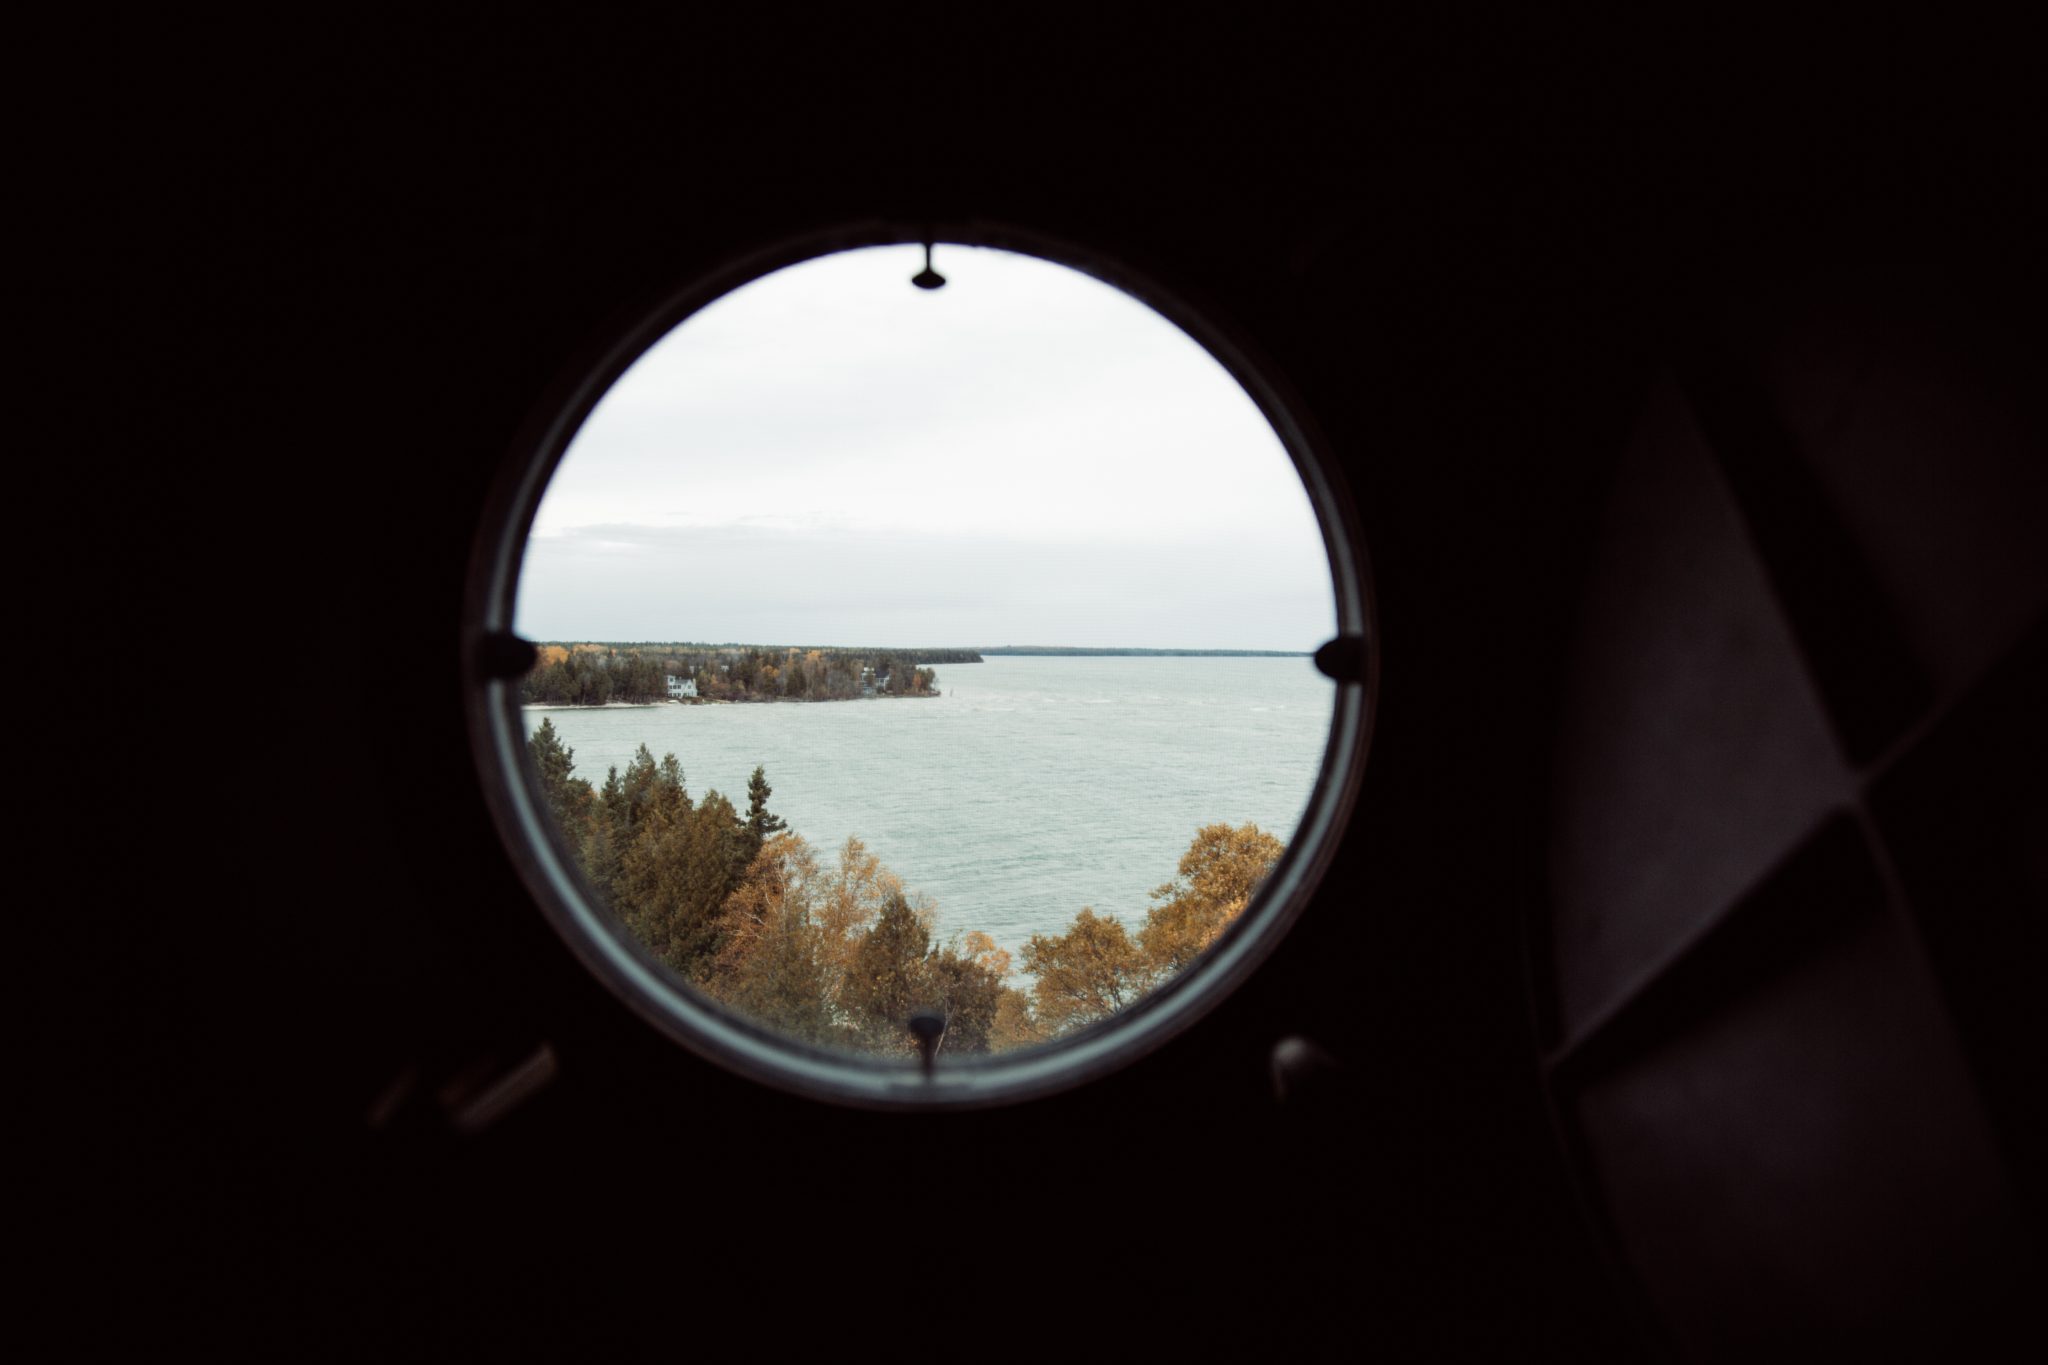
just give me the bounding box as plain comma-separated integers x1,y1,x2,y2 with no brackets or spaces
521,694,937,709
522,642,1311,707
526,718,1283,1057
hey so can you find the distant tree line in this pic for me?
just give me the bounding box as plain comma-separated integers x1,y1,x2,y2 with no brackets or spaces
526,720,1283,1057
977,646,1309,657
521,643,975,706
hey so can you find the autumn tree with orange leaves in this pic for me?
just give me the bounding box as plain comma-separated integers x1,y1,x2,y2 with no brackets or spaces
1021,822,1284,1035
523,727,1278,1057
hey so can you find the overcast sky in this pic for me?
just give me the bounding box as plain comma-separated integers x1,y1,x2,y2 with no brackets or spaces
516,245,1336,650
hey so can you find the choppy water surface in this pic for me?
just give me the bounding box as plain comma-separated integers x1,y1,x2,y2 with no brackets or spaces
523,655,1335,954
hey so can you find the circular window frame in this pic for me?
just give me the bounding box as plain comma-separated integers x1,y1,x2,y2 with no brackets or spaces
465,220,1377,1108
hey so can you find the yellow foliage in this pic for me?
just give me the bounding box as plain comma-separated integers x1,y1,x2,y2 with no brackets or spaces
1020,823,1285,1039
990,989,1047,1052
708,832,929,1040
1022,908,1151,1034
1138,822,1283,975
961,930,1012,980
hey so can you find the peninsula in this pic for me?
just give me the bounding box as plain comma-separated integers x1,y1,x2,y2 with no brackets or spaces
521,641,1313,706
522,643,961,706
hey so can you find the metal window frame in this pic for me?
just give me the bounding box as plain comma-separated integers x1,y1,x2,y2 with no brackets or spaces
462,221,1377,1108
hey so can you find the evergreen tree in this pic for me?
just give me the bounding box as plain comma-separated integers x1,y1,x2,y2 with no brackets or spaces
526,720,600,896
740,765,788,865
922,941,1007,1055
615,744,688,838
840,893,934,1053
528,718,576,819
614,787,742,979
580,812,621,913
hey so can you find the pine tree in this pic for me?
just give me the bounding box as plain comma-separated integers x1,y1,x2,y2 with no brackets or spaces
615,744,689,838
840,893,934,1053
527,718,576,819
614,787,742,979
740,765,788,865
527,719,598,879
922,940,1006,1055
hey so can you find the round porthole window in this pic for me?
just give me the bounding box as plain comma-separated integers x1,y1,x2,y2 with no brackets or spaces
467,227,1372,1106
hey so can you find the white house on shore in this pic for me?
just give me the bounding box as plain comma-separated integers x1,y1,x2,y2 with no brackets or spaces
665,674,697,699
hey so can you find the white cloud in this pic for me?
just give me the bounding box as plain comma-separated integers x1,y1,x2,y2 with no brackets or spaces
516,244,1336,649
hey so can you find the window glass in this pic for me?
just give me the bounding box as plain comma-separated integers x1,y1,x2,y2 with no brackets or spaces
509,244,1341,1071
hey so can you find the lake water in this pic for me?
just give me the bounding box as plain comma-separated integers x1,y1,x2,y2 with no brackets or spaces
522,655,1335,955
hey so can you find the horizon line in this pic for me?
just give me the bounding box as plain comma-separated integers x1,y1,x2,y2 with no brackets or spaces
524,639,1314,655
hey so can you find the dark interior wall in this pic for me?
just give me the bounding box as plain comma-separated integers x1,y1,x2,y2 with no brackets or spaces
1537,37,2046,1349
1546,362,2043,1357
68,11,2039,1356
